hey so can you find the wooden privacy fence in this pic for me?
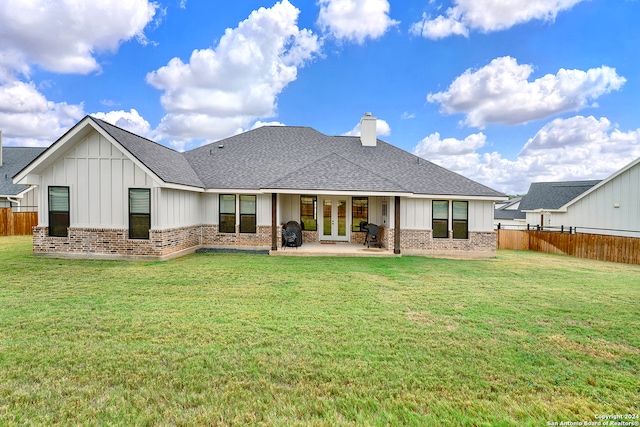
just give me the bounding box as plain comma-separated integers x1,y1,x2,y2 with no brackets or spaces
0,208,38,236
497,229,640,265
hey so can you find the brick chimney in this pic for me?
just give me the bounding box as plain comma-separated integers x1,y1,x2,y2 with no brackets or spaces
360,112,377,147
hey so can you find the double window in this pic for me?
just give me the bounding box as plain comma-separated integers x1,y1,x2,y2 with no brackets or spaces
432,200,469,239
48,186,69,237
300,196,317,231
352,197,368,231
129,188,151,239
219,194,257,233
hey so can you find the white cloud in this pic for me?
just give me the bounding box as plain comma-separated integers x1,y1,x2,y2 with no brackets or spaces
427,57,626,128
410,13,468,39
317,0,399,44
343,118,391,136
146,0,320,148
411,0,585,39
414,116,640,194
0,0,159,78
401,112,415,120
91,109,156,140
0,80,84,146
250,120,286,130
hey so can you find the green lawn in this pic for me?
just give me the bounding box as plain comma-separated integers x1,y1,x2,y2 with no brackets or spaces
1,236,638,426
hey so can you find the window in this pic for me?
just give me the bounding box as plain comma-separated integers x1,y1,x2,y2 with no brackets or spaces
300,196,317,231
129,188,151,239
432,200,449,238
219,194,236,233
352,197,368,231
240,195,256,233
452,201,468,239
48,186,69,237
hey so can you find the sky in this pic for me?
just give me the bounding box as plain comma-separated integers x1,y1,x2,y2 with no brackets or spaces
1,0,640,194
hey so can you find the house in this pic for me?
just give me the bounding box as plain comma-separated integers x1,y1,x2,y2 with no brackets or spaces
518,180,601,230
14,113,507,259
0,132,45,211
493,196,525,229
520,160,639,237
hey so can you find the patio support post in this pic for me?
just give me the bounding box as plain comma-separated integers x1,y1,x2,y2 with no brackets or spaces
394,196,401,254
271,193,277,251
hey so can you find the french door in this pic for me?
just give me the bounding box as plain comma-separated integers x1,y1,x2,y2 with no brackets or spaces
321,197,349,241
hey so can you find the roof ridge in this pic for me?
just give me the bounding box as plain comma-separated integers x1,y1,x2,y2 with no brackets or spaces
189,125,322,153
90,116,180,154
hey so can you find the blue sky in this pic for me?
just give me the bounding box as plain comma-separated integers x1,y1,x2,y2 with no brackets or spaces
1,0,639,194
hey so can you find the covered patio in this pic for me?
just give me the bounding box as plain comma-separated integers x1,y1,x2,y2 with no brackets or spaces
269,241,398,257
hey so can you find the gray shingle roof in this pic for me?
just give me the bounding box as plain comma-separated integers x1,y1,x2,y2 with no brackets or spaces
266,152,408,192
184,126,504,197
1,147,46,196
519,180,601,211
60,118,504,197
494,197,525,220
91,117,204,188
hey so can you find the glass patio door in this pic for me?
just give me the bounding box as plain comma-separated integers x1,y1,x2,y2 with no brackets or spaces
321,197,348,241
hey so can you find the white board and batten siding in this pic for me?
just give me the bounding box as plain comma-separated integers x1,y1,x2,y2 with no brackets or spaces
38,130,156,229
549,164,640,237
401,198,494,232
156,189,202,229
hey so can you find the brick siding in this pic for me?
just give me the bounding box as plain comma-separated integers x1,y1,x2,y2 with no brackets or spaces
33,225,202,258
202,225,272,247
32,225,495,258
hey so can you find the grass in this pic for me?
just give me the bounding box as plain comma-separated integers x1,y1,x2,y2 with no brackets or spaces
0,235,638,426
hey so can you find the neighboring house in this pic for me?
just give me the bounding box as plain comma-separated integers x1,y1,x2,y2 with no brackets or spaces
519,180,601,229
521,160,639,237
0,134,46,211
494,196,525,229
520,158,640,237
14,114,507,259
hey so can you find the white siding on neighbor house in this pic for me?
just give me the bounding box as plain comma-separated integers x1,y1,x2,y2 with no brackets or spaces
399,198,494,232
21,187,38,210
39,129,155,228
156,188,202,229
547,164,639,237
202,192,272,226
0,187,38,210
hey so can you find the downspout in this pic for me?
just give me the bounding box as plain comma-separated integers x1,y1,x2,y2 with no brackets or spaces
7,196,20,211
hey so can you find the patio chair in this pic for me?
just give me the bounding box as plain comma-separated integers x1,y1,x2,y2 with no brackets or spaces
364,223,382,248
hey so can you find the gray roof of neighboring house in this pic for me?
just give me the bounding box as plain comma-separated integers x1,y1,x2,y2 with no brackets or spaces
183,126,504,197
519,180,601,211
494,197,525,220
1,147,46,196
91,118,204,188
